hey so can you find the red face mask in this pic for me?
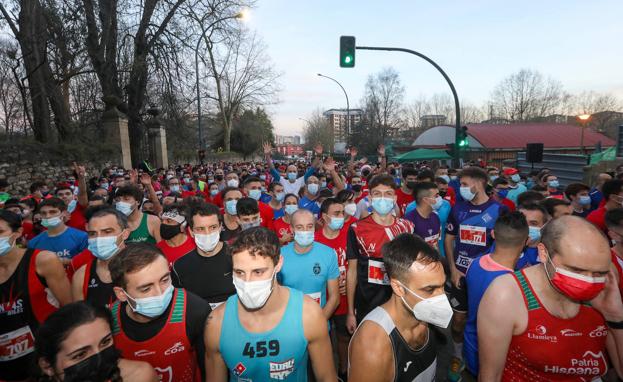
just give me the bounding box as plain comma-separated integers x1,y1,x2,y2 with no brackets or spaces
545,255,606,301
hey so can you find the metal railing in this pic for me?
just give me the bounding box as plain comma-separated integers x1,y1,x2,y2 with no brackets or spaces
516,152,589,187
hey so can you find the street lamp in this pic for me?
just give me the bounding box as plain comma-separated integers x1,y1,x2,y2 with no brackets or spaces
317,73,350,145
577,114,592,155
195,11,245,152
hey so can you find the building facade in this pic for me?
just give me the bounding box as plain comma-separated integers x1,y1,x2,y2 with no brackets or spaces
276,143,304,157
275,135,301,145
323,108,363,144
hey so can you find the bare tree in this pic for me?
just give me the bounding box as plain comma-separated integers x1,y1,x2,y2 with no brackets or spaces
403,94,431,129
490,68,566,122
303,110,333,152
203,26,281,152
362,67,405,141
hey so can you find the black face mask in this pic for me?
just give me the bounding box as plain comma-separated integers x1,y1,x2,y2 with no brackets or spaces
439,190,447,197
351,185,362,193
160,223,182,240
362,170,370,177
406,181,417,190
215,175,224,181
62,346,120,382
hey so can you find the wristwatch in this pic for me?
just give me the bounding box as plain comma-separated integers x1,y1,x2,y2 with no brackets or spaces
606,320,623,329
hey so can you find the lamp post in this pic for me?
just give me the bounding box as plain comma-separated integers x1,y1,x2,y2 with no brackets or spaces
195,11,245,152
577,114,592,155
317,73,350,145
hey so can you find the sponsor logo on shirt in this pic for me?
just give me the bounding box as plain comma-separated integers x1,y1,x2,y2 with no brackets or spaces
313,263,321,275
89,278,98,288
527,325,558,343
134,349,156,357
543,350,606,375
233,362,246,377
456,254,473,270
56,249,72,259
0,298,23,317
164,341,185,355
269,358,295,380
589,325,608,338
154,366,173,382
560,329,583,337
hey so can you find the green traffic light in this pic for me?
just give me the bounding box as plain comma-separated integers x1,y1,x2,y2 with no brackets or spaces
344,56,352,64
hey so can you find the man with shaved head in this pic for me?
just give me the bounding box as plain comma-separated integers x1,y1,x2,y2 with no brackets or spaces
278,209,340,319
478,215,623,380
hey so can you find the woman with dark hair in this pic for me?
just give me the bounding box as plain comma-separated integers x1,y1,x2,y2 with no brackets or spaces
35,301,157,382
273,193,299,245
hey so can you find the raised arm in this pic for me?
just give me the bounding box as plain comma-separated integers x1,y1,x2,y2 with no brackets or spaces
377,144,387,173
36,250,72,306
324,158,345,192
73,162,88,207
140,173,162,216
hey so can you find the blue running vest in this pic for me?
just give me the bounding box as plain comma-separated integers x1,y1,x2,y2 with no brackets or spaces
220,287,309,381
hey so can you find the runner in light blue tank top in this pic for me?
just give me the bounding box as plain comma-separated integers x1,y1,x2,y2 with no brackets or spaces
220,287,309,381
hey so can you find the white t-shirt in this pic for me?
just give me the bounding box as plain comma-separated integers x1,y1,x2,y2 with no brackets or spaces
279,176,306,195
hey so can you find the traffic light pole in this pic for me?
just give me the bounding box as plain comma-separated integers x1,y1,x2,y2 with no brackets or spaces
355,45,462,163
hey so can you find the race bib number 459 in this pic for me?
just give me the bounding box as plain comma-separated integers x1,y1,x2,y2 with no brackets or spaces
368,260,390,285
459,225,487,246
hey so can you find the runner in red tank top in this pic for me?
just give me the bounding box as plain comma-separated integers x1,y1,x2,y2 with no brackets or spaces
315,198,350,379
0,210,71,381
109,243,211,382
478,216,623,381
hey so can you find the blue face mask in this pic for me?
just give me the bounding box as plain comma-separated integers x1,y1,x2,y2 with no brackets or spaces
440,175,450,183
260,174,267,181
329,217,345,231
460,186,476,202
371,197,394,216
0,236,14,256
67,199,77,213
528,226,541,242
432,196,444,210
307,184,319,195
497,189,509,199
41,216,63,228
170,185,180,193
225,200,238,215
88,235,120,261
321,182,327,188
294,231,315,247
548,180,559,189
248,189,262,201
511,174,521,183
115,201,134,216
287,172,297,181
579,195,591,206
490,175,499,182
210,189,219,197
275,192,285,202
285,204,298,215
125,285,174,318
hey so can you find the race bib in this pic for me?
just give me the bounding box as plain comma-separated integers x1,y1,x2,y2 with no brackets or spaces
306,292,321,304
209,301,224,310
368,259,390,285
424,233,440,248
459,225,487,246
0,326,35,362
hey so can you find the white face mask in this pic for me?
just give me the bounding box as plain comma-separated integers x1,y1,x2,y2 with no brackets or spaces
194,231,221,252
232,271,276,310
227,179,239,188
400,282,453,328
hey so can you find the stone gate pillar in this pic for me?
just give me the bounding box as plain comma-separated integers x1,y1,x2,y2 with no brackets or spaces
102,96,132,169
146,106,168,168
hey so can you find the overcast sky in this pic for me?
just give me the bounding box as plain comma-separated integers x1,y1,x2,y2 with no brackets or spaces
246,0,623,137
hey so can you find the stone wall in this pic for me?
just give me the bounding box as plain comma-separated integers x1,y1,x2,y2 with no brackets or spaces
0,142,112,197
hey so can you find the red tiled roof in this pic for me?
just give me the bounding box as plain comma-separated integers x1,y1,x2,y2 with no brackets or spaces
466,123,615,149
